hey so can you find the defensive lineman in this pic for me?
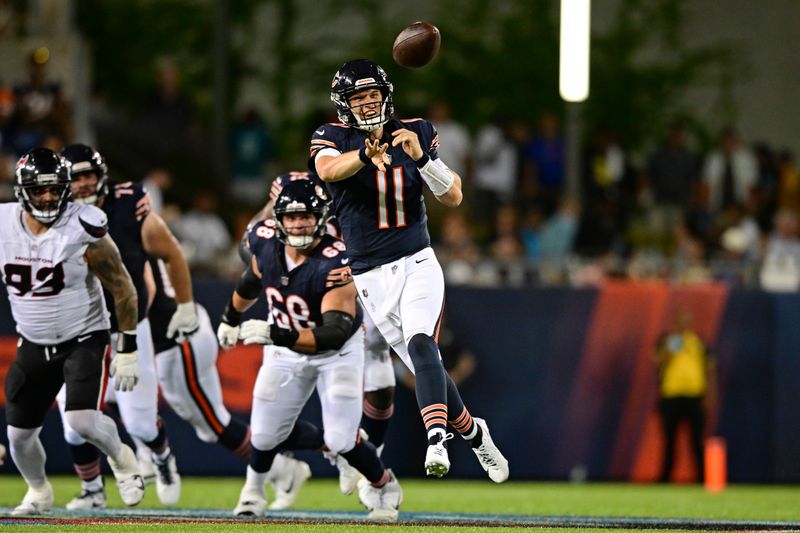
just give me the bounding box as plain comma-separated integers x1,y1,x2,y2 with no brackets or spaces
311,59,509,481
2,148,144,514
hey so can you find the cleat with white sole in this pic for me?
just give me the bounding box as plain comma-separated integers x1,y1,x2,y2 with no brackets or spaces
12,481,53,516
357,470,402,521
471,418,510,483
108,444,144,506
269,458,311,510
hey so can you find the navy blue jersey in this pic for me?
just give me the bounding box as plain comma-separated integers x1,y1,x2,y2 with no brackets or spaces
247,221,362,339
147,257,178,354
308,118,439,274
102,182,152,330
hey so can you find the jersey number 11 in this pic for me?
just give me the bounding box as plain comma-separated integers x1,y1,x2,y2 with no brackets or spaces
376,166,406,229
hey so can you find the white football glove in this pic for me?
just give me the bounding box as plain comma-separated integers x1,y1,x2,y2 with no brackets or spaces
167,302,200,340
217,322,240,350
110,351,139,392
239,319,274,346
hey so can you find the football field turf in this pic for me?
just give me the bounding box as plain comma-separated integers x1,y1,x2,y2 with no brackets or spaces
1,475,799,532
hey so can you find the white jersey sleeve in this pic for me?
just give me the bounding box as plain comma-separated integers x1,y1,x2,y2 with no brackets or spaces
0,202,111,345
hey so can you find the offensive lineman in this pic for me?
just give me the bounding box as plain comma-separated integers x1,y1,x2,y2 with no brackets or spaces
55,144,199,507
244,172,396,496
2,148,144,514
218,178,402,519
311,59,509,481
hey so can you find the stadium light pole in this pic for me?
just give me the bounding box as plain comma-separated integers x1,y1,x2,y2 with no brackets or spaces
559,0,591,201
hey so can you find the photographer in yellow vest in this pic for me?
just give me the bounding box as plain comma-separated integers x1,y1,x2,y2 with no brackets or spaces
655,310,716,483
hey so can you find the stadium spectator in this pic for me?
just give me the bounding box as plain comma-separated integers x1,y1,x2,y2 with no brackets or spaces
428,100,471,178
488,205,524,261
141,167,173,215
10,49,71,155
435,211,481,285
473,118,518,225
229,108,275,206
645,121,700,250
701,127,758,215
171,190,232,273
520,111,565,210
759,209,800,292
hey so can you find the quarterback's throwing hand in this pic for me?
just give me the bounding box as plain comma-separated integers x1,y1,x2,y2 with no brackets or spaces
167,302,200,340
391,128,423,160
239,319,274,346
110,351,139,392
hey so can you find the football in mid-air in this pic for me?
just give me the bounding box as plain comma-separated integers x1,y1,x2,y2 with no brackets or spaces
392,22,441,68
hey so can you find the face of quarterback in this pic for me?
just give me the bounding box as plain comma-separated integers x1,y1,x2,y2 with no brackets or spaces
70,172,99,205
347,88,383,122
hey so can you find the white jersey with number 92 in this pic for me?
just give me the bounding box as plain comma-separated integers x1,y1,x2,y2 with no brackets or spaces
0,202,110,345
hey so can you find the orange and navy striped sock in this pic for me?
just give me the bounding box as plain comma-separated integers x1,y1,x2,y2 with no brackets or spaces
421,403,448,438
449,406,478,441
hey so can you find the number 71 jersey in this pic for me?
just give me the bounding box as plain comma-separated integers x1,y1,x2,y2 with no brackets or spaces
308,118,440,274
0,202,111,345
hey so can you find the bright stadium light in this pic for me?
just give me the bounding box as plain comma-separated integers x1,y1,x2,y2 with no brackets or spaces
559,0,591,102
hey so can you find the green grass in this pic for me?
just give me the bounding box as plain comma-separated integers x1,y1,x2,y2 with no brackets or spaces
1,475,799,531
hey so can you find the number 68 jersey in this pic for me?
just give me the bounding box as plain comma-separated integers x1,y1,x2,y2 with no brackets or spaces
247,219,362,345
0,202,111,345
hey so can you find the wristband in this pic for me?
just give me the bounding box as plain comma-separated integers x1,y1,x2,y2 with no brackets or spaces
221,297,243,326
270,324,299,347
117,331,137,353
358,145,371,165
414,153,431,168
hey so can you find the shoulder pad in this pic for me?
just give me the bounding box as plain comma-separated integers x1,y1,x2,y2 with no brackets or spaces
112,182,151,222
247,218,278,255
76,204,109,240
310,124,346,158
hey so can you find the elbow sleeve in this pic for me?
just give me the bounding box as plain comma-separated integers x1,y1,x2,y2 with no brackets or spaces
312,311,354,352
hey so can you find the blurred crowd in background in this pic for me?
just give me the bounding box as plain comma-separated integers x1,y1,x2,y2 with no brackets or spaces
1,0,798,291
1,48,799,291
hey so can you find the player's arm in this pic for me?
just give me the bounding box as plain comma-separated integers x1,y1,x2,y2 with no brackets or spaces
391,128,463,207
290,282,357,353
217,256,262,349
240,281,357,355
141,211,201,338
316,138,390,182
141,211,193,304
85,234,138,332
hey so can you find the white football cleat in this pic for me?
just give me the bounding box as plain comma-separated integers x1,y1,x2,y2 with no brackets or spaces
357,470,402,521
269,458,311,510
335,454,363,496
137,448,156,486
66,479,106,510
12,481,54,516
471,418,510,483
424,432,454,478
234,486,267,517
108,444,145,506
152,451,181,505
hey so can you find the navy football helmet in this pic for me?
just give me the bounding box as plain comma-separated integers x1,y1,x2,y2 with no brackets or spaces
60,143,108,206
273,176,329,250
14,148,72,225
330,59,394,132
